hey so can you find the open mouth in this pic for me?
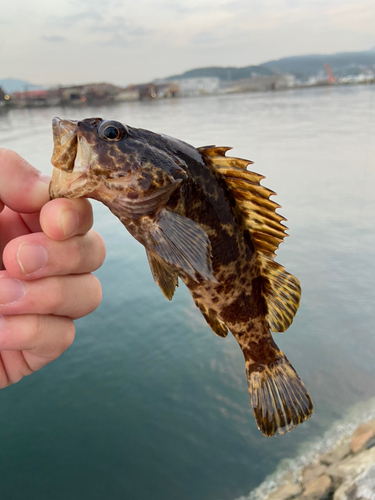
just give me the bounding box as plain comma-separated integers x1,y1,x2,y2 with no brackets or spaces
49,117,94,199
51,117,78,172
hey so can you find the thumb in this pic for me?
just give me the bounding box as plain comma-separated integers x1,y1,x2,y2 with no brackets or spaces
0,149,50,214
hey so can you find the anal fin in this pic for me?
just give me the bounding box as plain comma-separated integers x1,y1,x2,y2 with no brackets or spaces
201,306,229,338
192,296,228,338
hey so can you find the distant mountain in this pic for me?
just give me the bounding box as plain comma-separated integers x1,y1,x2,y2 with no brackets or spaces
164,50,375,82
260,50,375,77
0,78,44,94
165,65,273,82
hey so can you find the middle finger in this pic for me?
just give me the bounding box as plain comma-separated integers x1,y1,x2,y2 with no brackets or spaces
0,272,102,319
3,230,106,280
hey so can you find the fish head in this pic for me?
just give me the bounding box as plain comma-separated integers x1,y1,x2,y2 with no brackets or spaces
50,117,187,219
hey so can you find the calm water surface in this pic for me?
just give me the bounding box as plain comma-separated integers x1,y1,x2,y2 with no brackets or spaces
0,85,374,500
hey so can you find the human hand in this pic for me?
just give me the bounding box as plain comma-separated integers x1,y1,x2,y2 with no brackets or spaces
0,148,106,387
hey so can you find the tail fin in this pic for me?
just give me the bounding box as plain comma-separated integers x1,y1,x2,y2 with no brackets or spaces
246,353,313,437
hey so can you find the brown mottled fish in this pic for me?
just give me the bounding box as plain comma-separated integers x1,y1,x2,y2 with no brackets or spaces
49,117,313,437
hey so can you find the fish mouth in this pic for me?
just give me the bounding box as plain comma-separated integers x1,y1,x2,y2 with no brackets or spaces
50,117,97,199
51,117,78,172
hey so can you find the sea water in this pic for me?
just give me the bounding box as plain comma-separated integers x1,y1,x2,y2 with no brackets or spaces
0,84,374,500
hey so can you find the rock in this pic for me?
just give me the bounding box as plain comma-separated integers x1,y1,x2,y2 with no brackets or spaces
301,462,327,485
333,463,375,499
266,483,302,500
320,441,350,466
350,419,375,454
326,446,375,488
282,471,298,483
258,419,375,500
299,474,333,500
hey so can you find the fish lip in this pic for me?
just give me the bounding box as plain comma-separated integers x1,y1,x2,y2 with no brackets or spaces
51,117,78,172
49,167,91,200
68,173,85,189
50,117,95,198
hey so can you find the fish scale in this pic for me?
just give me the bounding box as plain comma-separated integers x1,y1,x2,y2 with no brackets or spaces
49,116,313,437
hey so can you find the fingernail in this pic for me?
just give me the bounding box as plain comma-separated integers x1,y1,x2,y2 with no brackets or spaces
61,209,79,238
0,315,4,330
17,243,49,275
0,278,26,304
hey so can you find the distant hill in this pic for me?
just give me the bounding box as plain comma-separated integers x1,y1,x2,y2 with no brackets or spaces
260,50,375,77
0,78,44,94
165,65,273,82
164,50,375,82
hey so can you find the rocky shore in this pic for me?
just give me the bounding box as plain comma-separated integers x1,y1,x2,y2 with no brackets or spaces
263,420,375,500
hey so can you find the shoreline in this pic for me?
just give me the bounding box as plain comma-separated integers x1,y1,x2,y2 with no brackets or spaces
2,80,374,110
236,397,375,500
262,421,375,500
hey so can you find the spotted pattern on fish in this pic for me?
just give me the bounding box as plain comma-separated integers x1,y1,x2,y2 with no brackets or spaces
49,117,313,437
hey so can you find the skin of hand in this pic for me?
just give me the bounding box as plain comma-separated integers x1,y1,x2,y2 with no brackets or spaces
0,148,106,387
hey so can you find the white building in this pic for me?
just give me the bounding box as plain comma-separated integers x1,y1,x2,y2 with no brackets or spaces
173,77,220,97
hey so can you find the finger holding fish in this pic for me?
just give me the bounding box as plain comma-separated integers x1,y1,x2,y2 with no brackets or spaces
0,147,107,388
40,197,94,241
0,148,50,214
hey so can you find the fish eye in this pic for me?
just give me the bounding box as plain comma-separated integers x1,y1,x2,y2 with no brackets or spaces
98,120,127,141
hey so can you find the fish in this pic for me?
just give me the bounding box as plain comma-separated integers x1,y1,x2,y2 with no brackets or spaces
49,117,313,437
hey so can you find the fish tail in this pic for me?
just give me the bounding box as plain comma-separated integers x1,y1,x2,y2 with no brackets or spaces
246,350,313,437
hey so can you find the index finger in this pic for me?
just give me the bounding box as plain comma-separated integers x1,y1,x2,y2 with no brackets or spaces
0,149,50,213
40,197,94,241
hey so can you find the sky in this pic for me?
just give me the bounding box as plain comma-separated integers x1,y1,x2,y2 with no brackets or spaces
1,0,375,86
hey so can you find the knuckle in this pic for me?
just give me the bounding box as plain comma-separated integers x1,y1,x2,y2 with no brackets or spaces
71,230,106,273
47,277,66,312
85,230,107,269
69,239,85,271
87,274,103,313
27,314,44,344
60,319,76,351
93,231,107,266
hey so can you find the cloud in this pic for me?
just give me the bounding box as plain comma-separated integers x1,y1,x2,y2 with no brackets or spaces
42,35,67,43
46,3,149,47
89,17,147,36
52,10,103,28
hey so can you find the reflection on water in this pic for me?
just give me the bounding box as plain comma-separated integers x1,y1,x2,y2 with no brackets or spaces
0,85,375,500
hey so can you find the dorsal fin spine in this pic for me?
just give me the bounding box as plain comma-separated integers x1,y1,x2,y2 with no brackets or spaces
199,146,301,333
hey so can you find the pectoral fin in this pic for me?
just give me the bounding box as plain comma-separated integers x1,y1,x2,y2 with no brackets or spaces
149,209,217,283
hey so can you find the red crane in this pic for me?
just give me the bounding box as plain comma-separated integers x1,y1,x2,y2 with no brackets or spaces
324,64,335,84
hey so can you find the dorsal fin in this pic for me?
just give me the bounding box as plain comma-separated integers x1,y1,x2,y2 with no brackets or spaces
198,146,301,333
